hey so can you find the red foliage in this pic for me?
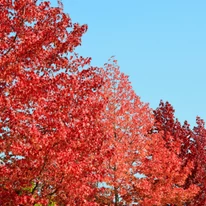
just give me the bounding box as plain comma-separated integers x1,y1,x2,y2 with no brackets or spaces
94,59,154,205
0,0,106,205
139,101,201,205
0,1,205,206
94,71,201,205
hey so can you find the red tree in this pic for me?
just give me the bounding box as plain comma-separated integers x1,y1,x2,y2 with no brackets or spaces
0,0,107,205
137,101,200,205
94,59,154,205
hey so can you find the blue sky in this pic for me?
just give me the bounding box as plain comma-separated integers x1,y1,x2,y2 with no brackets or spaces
51,0,206,127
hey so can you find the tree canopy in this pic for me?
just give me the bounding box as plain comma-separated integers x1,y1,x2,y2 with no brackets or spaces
0,0,205,205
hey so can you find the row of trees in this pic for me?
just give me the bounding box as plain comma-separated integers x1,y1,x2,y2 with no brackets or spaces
0,0,205,205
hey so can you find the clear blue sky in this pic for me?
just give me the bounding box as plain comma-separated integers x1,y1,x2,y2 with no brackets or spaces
51,0,206,127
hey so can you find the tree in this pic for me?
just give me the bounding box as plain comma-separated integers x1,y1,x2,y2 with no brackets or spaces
95,59,154,205
0,0,107,205
136,101,199,205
